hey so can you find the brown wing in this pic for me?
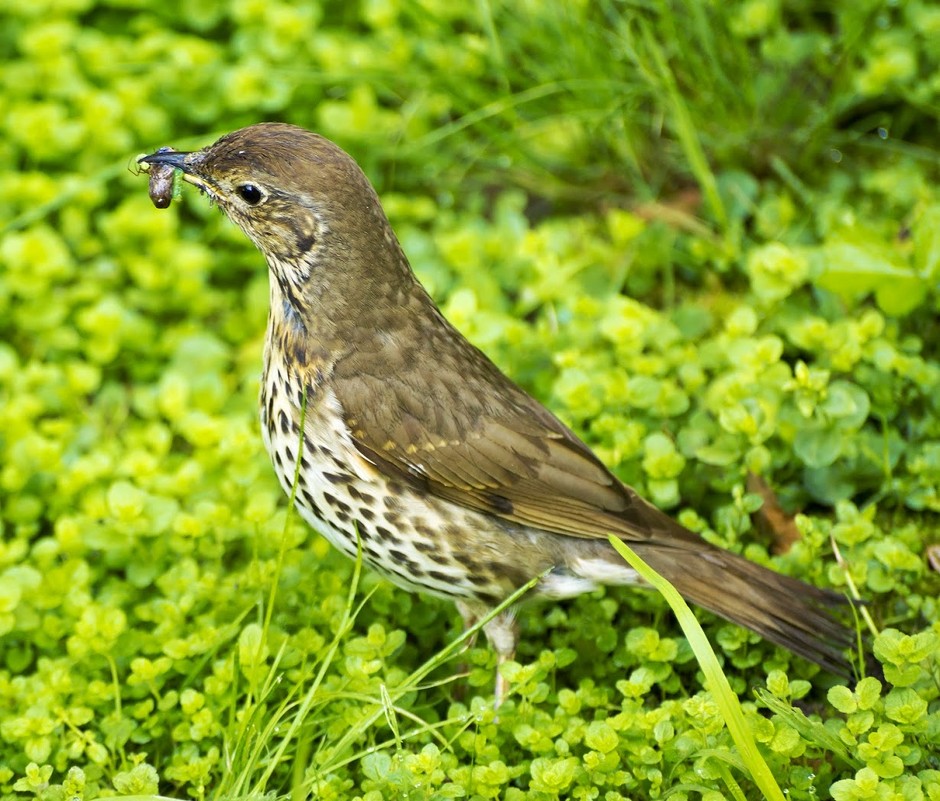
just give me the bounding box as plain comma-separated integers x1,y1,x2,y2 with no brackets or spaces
330,315,694,547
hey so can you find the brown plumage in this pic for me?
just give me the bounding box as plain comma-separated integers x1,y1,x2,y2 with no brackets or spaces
140,123,856,702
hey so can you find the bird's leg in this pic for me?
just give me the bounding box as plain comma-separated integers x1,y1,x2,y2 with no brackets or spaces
455,600,481,651
451,601,483,702
455,603,519,707
482,610,519,709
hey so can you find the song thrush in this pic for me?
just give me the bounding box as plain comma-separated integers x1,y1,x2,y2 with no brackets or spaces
140,123,854,703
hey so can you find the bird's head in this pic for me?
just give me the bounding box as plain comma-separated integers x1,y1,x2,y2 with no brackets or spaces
139,123,413,323
139,122,425,349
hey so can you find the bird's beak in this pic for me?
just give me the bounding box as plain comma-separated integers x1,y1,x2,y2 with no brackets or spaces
138,148,214,192
139,149,190,170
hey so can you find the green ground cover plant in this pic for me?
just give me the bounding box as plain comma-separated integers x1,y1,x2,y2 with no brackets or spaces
1,0,938,799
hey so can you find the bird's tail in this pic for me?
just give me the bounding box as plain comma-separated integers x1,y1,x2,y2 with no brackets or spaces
628,539,857,677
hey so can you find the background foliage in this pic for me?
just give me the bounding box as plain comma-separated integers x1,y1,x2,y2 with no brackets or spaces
1,0,938,799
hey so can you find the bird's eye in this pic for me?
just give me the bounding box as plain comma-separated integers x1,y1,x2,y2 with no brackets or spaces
236,184,263,205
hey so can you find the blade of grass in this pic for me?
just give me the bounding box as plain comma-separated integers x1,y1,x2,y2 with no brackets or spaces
754,689,861,769
714,759,749,801
628,21,728,231
380,683,402,750
609,536,786,801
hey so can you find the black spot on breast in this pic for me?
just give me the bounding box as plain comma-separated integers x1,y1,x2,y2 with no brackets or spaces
290,338,309,364
387,549,414,568
415,523,437,540
279,276,301,308
459,555,481,572
375,525,400,544
323,492,352,515
484,559,526,587
388,564,421,583
427,570,451,582
299,489,321,516
278,410,290,435
281,299,307,336
359,508,375,521
444,523,466,541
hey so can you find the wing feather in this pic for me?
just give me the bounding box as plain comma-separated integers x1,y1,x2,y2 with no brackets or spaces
334,346,667,543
